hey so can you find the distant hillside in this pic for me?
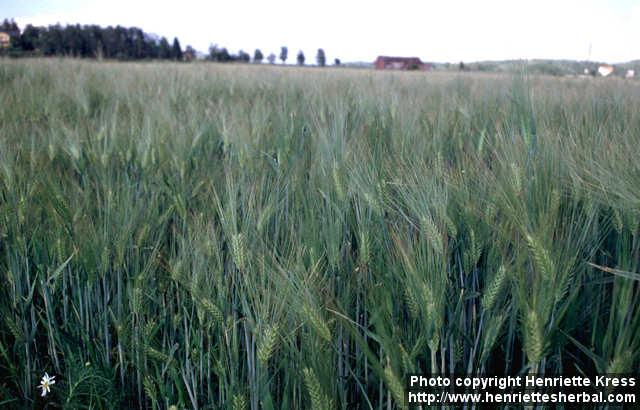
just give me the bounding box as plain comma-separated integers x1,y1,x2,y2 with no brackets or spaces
343,61,373,69
430,59,639,77
351,57,639,77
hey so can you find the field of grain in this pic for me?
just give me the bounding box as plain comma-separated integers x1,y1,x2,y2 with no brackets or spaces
0,59,639,408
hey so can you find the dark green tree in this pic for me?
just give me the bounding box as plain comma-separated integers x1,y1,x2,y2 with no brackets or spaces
253,49,263,63
158,37,171,59
208,44,231,62
334,58,341,66
297,50,305,66
41,24,63,56
316,48,326,67
171,37,182,60
18,24,42,51
237,50,250,63
3,21,186,60
218,48,231,61
267,53,276,64
208,44,219,60
279,46,288,64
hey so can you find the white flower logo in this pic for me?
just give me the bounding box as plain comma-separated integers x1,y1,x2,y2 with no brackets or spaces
38,372,56,397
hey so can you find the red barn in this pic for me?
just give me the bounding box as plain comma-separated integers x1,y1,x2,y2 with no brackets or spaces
374,56,431,70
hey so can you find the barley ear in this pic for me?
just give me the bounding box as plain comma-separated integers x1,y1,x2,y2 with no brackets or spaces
384,365,408,410
143,376,158,408
482,265,507,311
606,350,632,374
199,298,224,325
421,215,442,254
524,309,545,366
526,233,555,282
404,285,419,320
257,324,279,364
232,393,247,410
303,368,333,410
332,164,345,201
231,233,246,271
302,303,332,343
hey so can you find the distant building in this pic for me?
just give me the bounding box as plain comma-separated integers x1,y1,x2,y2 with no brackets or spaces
597,65,614,77
625,69,635,79
0,32,10,49
183,48,196,62
374,56,432,70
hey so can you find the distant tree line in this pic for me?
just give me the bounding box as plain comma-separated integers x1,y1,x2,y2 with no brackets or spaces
206,45,251,63
1,18,342,66
0,19,186,60
205,44,339,67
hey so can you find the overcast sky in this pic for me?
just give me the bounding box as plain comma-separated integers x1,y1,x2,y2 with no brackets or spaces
4,0,640,63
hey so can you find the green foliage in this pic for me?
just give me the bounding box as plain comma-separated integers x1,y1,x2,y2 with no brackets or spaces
0,59,639,408
316,49,326,67
4,19,185,60
279,46,287,64
253,49,263,64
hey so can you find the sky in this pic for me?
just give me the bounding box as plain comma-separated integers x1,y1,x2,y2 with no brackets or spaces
3,0,640,63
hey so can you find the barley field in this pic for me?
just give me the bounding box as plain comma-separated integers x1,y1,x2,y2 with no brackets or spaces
0,59,639,408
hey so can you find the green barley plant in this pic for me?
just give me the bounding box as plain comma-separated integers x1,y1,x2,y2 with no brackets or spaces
0,59,639,408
